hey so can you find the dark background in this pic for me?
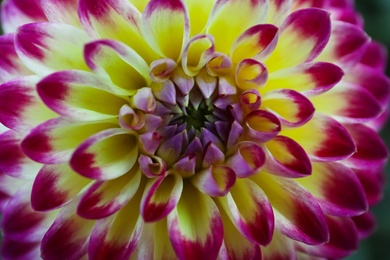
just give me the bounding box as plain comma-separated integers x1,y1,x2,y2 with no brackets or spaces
0,0,389,259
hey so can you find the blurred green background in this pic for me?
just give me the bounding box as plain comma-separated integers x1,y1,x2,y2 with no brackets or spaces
0,0,389,259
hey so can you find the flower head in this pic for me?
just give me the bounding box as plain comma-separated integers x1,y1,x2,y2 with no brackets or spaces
0,0,389,259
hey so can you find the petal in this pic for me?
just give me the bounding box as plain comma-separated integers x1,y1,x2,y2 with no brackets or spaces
354,166,385,206
141,173,183,222
217,178,274,245
138,155,166,178
265,135,312,178
0,130,42,179
360,41,388,71
89,187,144,260
262,89,315,127
261,230,295,260
141,0,189,61
37,70,129,120
311,83,382,123
31,163,91,211
15,22,90,76
84,39,150,90
21,118,117,164
266,0,292,25
352,212,376,239
41,0,80,27
252,173,329,245
183,0,215,36
206,0,269,54
235,59,268,90
192,165,236,197
245,110,281,143
297,162,367,217
70,128,139,180
1,0,47,33
0,76,57,133
266,8,331,71
1,238,41,260
343,124,388,168
79,0,158,62
264,62,344,96
167,182,223,260
78,165,141,219
316,21,370,71
281,113,356,161
41,198,95,260
0,33,32,83
230,24,279,63
296,215,358,258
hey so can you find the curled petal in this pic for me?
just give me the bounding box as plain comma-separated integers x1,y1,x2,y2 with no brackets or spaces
141,173,183,222
253,173,329,245
153,80,177,105
245,110,281,143
138,131,162,155
149,58,177,83
141,0,189,61
71,128,138,180
262,89,315,127
240,89,262,114
236,59,268,90
78,166,141,219
265,135,312,178
168,182,223,260
138,155,166,178
119,105,145,130
266,8,331,71
297,162,367,217
206,53,233,76
281,113,356,161
192,165,236,197
15,23,90,76
226,142,265,178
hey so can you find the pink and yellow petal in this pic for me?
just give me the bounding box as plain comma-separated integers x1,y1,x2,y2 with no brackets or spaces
15,23,90,76
70,128,139,180
266,0,292,26
167,182,223,260
183,0,214,36
41,0,81,27
262,230,296,260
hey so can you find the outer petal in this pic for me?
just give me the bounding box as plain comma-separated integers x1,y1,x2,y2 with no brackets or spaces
0,76,57,133
15,23,90,76
206,0,269,54
252,173,329,245
41,198,95,260
354,166,385,206
141,0,189,61
41,0,80,26
266,0,292,25
262,230,295,260
31,163,91,211
21,118,117,164
297,162,367,217
0,33,32,83
167,182,223,260
38,70,129,120
183,0,214,36
88,185,143,260
1,0,47,33
281,113,356,161
70,128,139,180
79,0,158,62
266,8,331,71
217,178,274,246
352,212,376,239
1,238,41,260
0,131,42,179
360,41,388,71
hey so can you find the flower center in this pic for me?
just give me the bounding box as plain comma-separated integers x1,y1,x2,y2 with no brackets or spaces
182,100,212,131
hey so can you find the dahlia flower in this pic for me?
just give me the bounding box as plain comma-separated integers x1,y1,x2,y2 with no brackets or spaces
0,0,389,259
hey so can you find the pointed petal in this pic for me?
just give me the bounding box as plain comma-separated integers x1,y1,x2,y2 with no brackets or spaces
297,162,367,217
218,178,274,245
281,113,356,161
21,118,117,164
206,0,269,54
262,89,315,127
264,62,344,96
352,212,376,239
360,41,388,71
0,131,42,179
168,182,223,260
0,76,57,133
15,23,90,76
41,198,95,260
32,163,91,211
70,128,139,180
41,0,80,27
141,173,183,222
78,166,141,219
141,0,189,61
265,135,312,178
354,166,385,206
266,8,331,71
253,173,329,245
261,230,295,260
38,70,129,120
